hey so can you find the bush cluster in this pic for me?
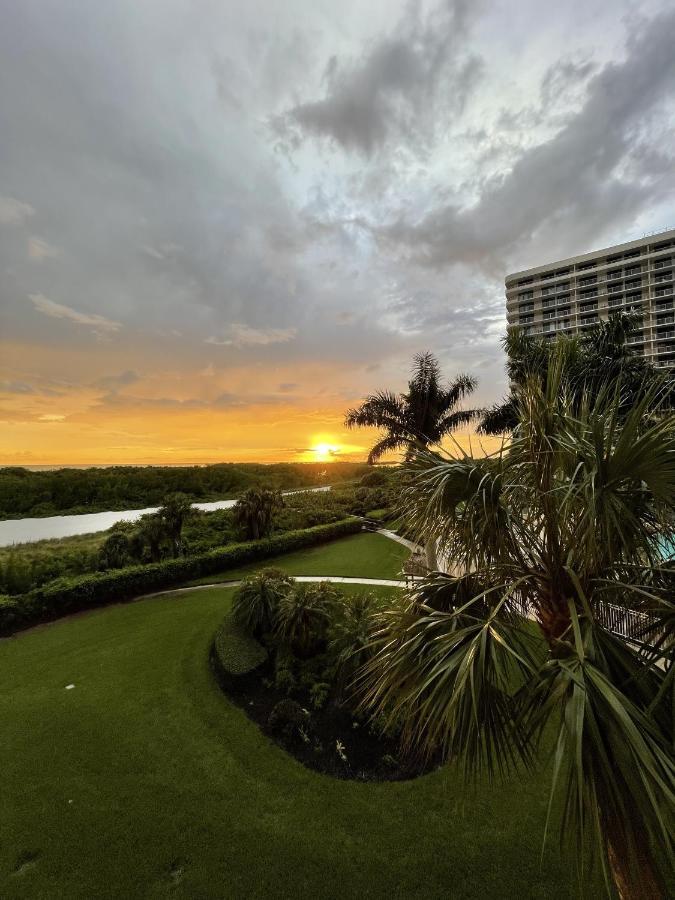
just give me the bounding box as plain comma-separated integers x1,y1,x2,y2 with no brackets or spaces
225,569,384,737
0,519,362,636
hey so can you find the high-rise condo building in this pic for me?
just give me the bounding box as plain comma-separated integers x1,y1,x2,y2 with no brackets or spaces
505,228,675,369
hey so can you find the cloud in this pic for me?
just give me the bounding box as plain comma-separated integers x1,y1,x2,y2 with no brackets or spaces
374,9,675,269
275,0,482,157
0,380,35,394
0,195,34,225
94,370,140,390
205,324,298,347
28,236,59,261
28,293,122,335
278,382,298,392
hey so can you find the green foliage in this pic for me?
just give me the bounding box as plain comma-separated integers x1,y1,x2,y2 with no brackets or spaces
233,488,283,541
480,313,674,435
231,568,293,635
309,681,330,710
267,698,309,738
363,355,675,897
0,519,362,635
0,461,370,518
98,531,131,569
329,591,380,685
359,470,388,487
275,581,340,655
0,594,22,636
212,614,267,676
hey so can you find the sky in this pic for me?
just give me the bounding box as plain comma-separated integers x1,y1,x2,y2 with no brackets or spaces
1,0,674,465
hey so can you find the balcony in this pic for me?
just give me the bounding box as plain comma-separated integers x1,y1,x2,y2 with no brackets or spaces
579,304,598,313
653,259,672,270
656,315,675,326
654,330,675,342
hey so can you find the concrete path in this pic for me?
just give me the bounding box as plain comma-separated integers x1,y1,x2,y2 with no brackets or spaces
375,527,421,553
146,575,409,600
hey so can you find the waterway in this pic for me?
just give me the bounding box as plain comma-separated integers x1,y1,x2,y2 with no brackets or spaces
0,487,331,547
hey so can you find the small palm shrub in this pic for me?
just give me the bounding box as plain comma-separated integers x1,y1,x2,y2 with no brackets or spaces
275,582,339,656
231,568,294,636
329,592,379,685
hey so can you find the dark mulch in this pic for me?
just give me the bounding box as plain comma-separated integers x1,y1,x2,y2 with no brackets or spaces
210,651,441,782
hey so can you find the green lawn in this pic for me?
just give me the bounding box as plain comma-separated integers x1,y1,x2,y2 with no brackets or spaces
189,531,411,585
0,584,596,899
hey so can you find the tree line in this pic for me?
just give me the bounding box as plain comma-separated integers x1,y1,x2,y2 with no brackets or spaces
0,461,371,519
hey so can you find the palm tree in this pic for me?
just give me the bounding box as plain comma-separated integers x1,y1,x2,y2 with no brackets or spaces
159,493,192,558
480,312,671,435
345,351,479,568
233,489,283,541
136,513,166,563
359,349,674,899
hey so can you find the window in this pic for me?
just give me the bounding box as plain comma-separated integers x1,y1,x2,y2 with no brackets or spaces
540,270,555,280
518,290,534,300
517,277,533,286
579,276,597,286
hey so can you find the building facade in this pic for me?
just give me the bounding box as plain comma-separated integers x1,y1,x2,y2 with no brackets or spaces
505,228,675,369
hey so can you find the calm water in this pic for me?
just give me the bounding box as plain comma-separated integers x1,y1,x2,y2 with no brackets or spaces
0,487,331,547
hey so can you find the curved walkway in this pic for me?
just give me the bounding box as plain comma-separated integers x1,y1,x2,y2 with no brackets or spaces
145,575,408,601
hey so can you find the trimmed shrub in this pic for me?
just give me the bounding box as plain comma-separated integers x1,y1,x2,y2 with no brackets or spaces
231,568,293,636
0,518,362,636
0,595,23,637
268,698,309,737
213,615,267,676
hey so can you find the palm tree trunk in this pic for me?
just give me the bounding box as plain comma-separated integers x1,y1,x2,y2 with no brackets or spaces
424,537,438,571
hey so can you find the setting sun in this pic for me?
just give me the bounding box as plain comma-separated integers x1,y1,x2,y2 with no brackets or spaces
311,442,341,461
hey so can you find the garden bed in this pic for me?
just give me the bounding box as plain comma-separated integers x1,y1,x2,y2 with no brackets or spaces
210,647,440,782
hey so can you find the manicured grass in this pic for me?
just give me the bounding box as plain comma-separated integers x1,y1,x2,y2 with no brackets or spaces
0,585,596,899
188,531,410,586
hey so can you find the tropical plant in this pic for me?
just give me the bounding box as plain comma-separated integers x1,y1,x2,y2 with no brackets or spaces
231,568,294,636
480,312,672,435
345,351,479,567
98,531,130,569
233,489,284,541
329,591,379,687
359,349,674,899
275,582,339,656
135,513,166,563
159,493,193,558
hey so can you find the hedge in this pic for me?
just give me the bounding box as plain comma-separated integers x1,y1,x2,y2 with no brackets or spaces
212,615,267,676
0,518,363,637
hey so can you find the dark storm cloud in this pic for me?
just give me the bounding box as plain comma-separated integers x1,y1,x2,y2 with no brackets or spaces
0,0,673,433
374,9,675,270
275,0,482,157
